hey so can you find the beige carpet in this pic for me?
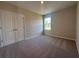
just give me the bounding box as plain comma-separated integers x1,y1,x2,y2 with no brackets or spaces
0,35,78,58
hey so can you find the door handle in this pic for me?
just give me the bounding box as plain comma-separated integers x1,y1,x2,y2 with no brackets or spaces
0,40,3,46
0,40,3,43
13,29,17,31
0,27,2,29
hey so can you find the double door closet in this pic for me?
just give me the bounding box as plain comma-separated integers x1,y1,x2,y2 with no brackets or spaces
0,9,24,47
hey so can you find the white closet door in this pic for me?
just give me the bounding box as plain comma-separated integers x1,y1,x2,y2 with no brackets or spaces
1,11,15,46
14,13,24,42
0,10,24,47
0,10,4,47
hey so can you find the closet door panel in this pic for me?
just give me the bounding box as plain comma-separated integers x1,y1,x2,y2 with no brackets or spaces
1,11,6,46
0,11,4,47
14,13,24,42
2,11,15,46
6,12,15,45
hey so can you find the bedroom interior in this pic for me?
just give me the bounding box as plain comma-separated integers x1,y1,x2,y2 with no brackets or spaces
0,1,78,58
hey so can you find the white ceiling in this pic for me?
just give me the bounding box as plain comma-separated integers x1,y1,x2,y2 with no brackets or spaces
7,1,77,15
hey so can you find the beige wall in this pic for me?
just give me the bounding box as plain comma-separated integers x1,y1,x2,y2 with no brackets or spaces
0,2,76,41
0,2,42,39
45,5,76,40
76,2,79,53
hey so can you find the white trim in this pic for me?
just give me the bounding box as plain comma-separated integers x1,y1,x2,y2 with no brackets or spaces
25,33,42,40
52,35,75,40
45,33,75,41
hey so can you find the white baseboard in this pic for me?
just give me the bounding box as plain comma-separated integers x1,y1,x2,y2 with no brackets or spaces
25,33,42,40
45,33,75,41
53,35,75,40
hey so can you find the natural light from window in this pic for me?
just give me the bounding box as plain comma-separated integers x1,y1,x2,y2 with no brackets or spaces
44,16,51,30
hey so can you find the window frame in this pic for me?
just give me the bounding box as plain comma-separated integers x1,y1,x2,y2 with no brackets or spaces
44,15,52,31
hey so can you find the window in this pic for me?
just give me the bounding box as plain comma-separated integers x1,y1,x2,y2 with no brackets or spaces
44,16,51,30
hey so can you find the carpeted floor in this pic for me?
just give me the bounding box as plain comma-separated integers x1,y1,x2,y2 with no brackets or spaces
0,35,79,58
